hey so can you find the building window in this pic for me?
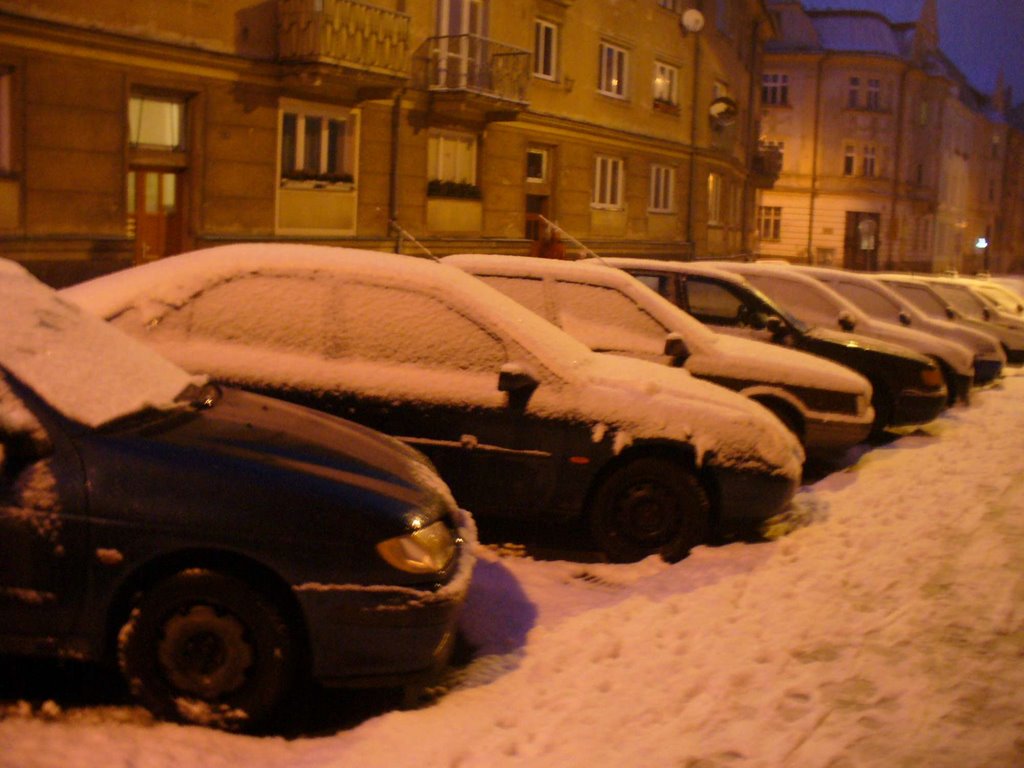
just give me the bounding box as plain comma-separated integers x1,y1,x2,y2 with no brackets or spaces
762,73,789,106
526,148,548,182
757,205,782,241
129,95,185,150
533,19,558,80
917,100,929,125
653,62,678,106
598,42,628,98
843,144,856,176
708,172,722,224
863,145,876,177
847,77,860,108
593,155,624,208
428,130,478,195
281,108,355,184
866,78,881,110
0,69,10,173
649,164,675,212
716,0,733,35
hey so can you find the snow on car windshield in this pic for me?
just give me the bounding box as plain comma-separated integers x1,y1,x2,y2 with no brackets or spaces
0,259,199,428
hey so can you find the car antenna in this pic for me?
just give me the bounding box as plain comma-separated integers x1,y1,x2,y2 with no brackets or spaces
390,220,439,261
536,215,605,263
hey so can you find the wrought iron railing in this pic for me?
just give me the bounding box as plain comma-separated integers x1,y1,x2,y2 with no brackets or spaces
278,0,410,77
420,34,530,103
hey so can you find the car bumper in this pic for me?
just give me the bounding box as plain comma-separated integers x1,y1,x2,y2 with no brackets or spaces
296,528,476,688
890,387,948,427
707,465,799,535
803,412,873,454
973,358,1003,385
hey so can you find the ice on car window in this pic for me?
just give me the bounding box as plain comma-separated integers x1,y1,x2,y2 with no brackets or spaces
553,281,668,356
745,274,838,327
686,280,744,322
477,275,549,319
834,281,900,321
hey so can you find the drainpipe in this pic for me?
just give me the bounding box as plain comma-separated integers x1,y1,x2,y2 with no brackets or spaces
807,53,827,264
686,26,702,257
742,18,761,259
887,64,909,270
389,89,404,252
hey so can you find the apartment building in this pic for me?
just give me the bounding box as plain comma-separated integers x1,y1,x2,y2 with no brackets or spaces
0,0,777,286
755,0,1023,273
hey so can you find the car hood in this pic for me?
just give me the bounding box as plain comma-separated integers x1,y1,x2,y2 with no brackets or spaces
544,353,804,478
132,386,457,512
854,317,974,374
806,326,934,365
691,333,870,395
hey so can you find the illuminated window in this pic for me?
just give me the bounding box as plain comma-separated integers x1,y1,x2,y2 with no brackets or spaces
280,107,355,184
757,206,782,241
128,95,185,150
653,61,678,106
428,130,478,185
708,172,722,224
762,73,789,106
598,42,628,98
593,155,624,208
847,77,860,108
533,19,558,80
649,164,675,212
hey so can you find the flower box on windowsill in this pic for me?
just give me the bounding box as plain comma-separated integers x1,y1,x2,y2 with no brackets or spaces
653,99,680,115
280,172,355,192
426,179,482,199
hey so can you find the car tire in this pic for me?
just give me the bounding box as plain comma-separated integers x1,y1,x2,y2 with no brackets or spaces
117,568,294,731
869,384,893,440
590,457,710,563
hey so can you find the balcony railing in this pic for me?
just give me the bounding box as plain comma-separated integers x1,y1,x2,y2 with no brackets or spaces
278,0,410,78
750,144,783,188
420,34,530,104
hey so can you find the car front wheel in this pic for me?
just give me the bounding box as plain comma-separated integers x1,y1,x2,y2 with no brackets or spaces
118,568,295,731
590,457,710,563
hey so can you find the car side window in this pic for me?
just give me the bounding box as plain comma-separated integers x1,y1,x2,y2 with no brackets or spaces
631,272,671,298
833,281,900,322
683,278,745,325
745,274,836,327
476,275,551,320
336,283,507,372
553,280,669,355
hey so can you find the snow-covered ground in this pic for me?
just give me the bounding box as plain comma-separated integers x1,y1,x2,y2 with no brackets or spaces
3,372,1024,767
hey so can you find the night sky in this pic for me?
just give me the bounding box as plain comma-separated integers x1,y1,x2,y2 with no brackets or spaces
799,0,1024,106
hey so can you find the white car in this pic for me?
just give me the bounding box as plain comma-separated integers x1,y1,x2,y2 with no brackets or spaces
793,265,1005,387
444,253,874,458
708,261,976,405
876,273,1024,366
923,276,1024,334
64,243,804,562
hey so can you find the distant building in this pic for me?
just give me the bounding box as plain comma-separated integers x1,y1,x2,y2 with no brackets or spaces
0,0,778,286
756,0,1024,273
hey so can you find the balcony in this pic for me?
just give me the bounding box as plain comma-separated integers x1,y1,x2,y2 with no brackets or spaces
278,0,410,86
415,34,530,119
750,144,783,188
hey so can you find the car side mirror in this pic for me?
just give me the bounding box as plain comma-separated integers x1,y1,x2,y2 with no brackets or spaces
663,332,690,366
765,315,785,338
945,307,958,320
498,362,539,394
982,307,991,321
898,311,911,326
838,310,857,332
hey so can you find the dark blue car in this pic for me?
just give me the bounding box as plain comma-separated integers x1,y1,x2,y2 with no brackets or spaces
0,259,475,730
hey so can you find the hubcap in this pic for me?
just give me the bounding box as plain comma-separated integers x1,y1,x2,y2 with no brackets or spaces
158,604,253,698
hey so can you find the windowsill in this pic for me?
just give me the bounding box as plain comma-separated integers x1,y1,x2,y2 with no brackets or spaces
763,103,792,109
591,204,624,211
647,208,676,215
844,106,890,114
597,90,629,102
653,101,680,115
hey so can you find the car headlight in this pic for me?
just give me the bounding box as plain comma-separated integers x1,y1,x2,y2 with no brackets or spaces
920,366,944,388
376,520,456,574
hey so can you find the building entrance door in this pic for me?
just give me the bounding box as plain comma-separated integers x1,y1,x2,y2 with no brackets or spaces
844,211,881,271
128,169,183,263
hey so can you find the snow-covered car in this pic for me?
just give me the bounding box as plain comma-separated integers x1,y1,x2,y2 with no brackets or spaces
708,261,975,405
606,258,948,436
968,278,1024,318
64,244,804,563
876,274,1024,365
793,266,1004,387
922,276,1024,335
0,258,475,730
444,253,874,458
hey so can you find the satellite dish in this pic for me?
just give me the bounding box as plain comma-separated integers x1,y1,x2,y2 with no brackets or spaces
708,96,738,127
681,9,705,33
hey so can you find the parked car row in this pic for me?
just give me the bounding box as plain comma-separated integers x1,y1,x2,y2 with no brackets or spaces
6,244,1013,730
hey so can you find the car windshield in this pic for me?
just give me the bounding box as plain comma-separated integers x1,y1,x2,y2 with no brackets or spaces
929,282,989,320
887,282,949,319
0,259,201,428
